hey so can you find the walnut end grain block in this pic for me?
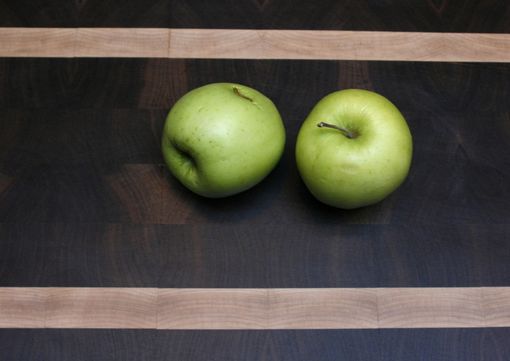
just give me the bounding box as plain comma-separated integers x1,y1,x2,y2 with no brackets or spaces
103,164,194,224
0,173,14,194
0,288,47,328
377,287,485,328
45,288,158,329
0,28,75,57
76,28,169,58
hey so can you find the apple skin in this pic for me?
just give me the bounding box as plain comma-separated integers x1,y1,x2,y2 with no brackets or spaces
295,89,412,209
161,83,285,198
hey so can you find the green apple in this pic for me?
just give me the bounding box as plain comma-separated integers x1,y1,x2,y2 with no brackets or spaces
161,83,285,198
295,89,412,209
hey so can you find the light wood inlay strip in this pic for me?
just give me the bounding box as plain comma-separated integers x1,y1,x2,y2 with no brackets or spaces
158,289,268,329
158,288,378,329
0,288,47,328
377,288,485,328
1,287,510,329
168,29,510,62
1,28,510,62
482,287,510,327
45,288,158,329
0,28,76,57
268,288,378,329
75,28,169,58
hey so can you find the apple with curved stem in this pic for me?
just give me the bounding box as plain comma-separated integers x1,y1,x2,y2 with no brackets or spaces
295,89,413,209
161,82,286,198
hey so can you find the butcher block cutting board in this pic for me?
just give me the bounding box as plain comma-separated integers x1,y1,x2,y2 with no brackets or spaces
1,1,510,360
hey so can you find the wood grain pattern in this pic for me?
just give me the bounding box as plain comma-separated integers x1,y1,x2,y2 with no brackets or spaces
267,289,378,329
104,164,195,224
158,289,378,329
1,28,510,62
2,287,510,330
0,173,13,195
158,289,268,329
169,0,510,32
0,0,169,28
0,60,509,292
2,106,509,225
0,288,46,328
0,28,75,57
2,58,509,113
1,58,509,226
1,328,509,361
1,1,509,359
482,288,510,327
45,288,158,329
1,223,507,289
377,288,485,328
76,28,169,58
167,29,510,62
1,0,509,33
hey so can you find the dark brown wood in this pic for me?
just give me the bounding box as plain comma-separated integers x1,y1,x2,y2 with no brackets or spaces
0,329,158,361
0,224,161,286
1,28,510,359
1,59,509,224
0,329,509,361
2,223,508,288
0,0,169,27
170,0,510,32
1,0,510,32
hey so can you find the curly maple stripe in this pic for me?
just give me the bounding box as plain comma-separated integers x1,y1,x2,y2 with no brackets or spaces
0,28,509,62
1,287,509,329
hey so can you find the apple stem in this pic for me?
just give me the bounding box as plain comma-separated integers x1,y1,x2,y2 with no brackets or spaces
317,122,356,139
233,87,253,102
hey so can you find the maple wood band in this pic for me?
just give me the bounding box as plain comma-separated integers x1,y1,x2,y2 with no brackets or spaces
0,28,509,62
1,287,509,329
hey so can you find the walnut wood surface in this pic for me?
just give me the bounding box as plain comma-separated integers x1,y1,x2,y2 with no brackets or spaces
1,0,510,32
1,2,510,357
0,328,508,361
1,59,509,226
1,59,509,295
1,223,509,288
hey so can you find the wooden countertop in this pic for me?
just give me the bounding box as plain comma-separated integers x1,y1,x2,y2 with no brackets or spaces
1,1,510,360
